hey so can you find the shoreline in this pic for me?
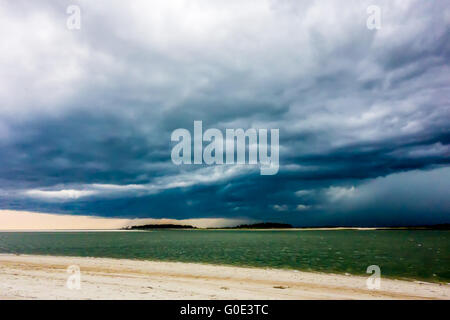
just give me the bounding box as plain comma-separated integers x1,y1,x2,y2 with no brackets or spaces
1,227,448,232
0,254,448,300
1,252,446,285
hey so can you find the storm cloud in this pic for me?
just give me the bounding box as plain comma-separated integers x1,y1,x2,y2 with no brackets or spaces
0,0,449,226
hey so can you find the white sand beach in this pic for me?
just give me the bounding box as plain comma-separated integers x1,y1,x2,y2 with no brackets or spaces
0,254,448,300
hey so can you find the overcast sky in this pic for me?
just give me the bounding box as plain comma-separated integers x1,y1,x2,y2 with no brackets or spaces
0,0,449,227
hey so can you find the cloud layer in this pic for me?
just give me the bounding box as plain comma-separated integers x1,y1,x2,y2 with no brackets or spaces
0,0,449,226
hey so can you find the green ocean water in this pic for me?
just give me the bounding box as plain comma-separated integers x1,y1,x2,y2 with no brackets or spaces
0,230,448,282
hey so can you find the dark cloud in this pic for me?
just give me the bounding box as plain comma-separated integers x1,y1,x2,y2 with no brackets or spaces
0,0,449,226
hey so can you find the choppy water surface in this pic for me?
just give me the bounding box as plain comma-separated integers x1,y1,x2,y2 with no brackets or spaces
0,230,448,282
